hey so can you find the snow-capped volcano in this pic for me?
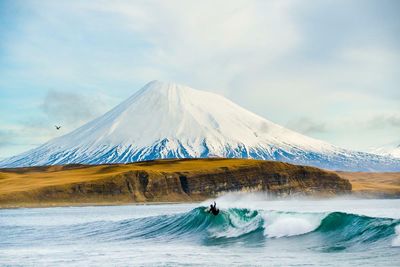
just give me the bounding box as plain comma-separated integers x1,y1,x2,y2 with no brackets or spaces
1,81,399,171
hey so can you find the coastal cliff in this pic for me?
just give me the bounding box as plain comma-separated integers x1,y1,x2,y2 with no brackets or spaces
0,159,351,208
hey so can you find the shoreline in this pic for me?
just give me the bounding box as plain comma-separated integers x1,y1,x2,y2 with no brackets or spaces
1,193,399,210
0,200,202,210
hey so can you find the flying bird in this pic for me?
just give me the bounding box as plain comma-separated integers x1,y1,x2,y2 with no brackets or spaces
55,125,61,130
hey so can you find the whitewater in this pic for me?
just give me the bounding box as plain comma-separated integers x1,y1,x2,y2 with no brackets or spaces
1,197,399,266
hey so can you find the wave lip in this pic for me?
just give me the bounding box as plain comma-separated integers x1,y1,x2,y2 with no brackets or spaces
262,212,324,238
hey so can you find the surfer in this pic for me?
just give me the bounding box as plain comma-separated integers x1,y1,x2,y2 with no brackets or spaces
208,201,219,216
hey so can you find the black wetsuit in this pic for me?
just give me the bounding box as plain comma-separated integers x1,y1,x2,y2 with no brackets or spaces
209,202,219,216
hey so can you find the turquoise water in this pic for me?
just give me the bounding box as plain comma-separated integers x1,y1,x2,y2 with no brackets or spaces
1,197,399,266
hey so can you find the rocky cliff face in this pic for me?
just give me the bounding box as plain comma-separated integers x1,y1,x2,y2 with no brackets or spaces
0,159,351,207
115,165,351,202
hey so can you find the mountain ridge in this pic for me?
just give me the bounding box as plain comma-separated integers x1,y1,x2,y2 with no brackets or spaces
371,141,400,159
1,80,399,171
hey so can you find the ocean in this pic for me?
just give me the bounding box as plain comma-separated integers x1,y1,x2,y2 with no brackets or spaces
1,195,399,266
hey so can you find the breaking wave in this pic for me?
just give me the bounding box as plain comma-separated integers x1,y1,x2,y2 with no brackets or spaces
25,206,396,250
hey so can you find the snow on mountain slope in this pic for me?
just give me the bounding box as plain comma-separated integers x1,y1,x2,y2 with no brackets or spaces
1,80,399,171
372,141,400,159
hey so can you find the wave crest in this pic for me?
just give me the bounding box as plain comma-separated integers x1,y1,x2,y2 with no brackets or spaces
59,206,399,249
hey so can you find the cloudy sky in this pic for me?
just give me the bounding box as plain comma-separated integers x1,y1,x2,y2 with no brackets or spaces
0,0,399,158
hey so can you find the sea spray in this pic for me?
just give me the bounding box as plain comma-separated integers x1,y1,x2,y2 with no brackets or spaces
392,225,400,247
262,211,324,238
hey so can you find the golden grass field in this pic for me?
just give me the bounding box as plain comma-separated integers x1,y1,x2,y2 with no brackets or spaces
337,171,400,197
0,158,269,195
1,158,295,207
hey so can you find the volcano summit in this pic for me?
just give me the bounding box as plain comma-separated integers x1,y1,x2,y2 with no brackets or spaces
1,81,399,171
